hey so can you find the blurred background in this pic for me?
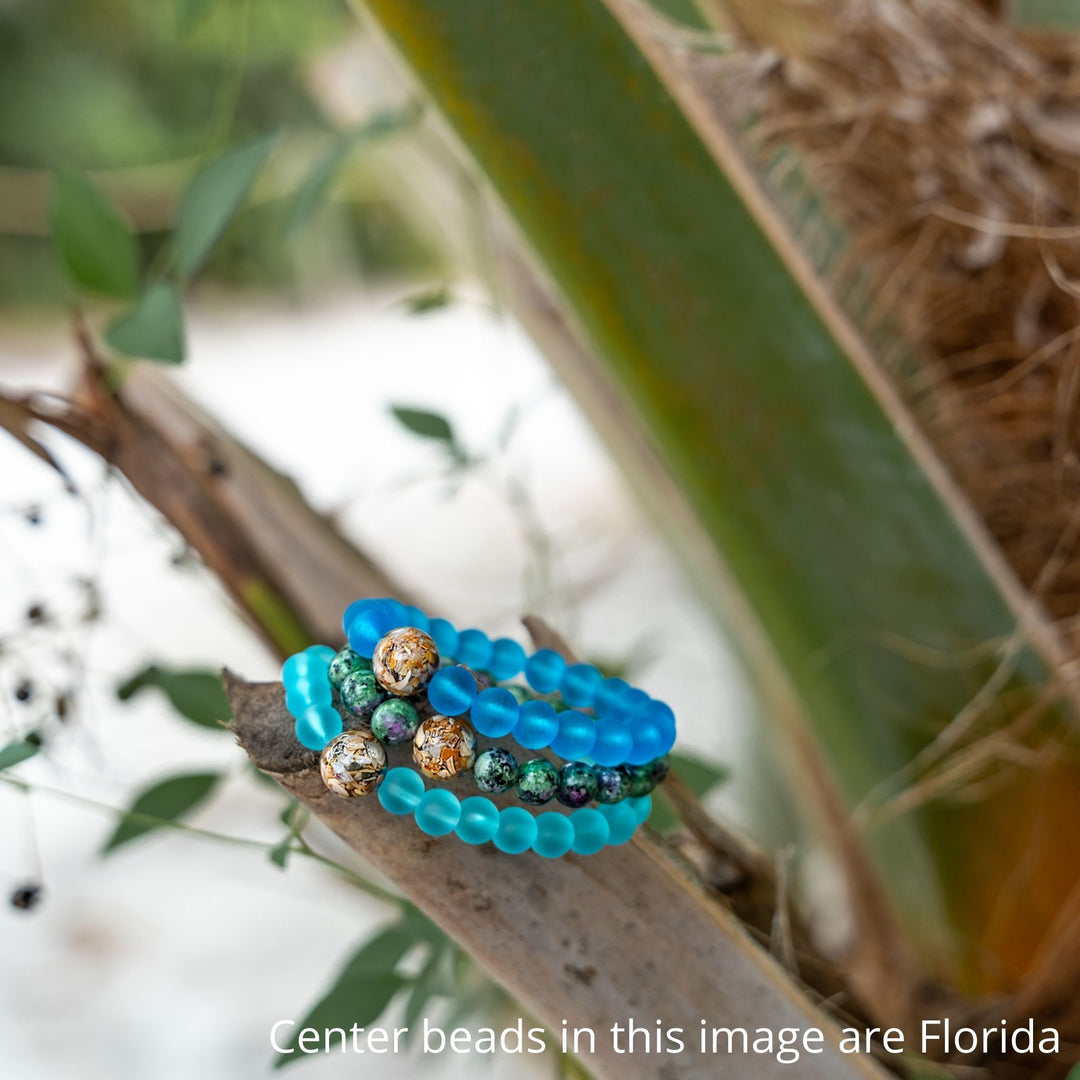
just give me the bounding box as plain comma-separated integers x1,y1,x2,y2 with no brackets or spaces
0,2,749,1076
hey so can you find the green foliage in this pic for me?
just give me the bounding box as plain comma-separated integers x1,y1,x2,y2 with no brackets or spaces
174,133,277,278
51,166,139,298
390,405,469,467
1013,0,1080,28
0,737,41,772
105,282,185,364
649,750,730,834
101,771,221,853
117,664,232,730
399,286,452,315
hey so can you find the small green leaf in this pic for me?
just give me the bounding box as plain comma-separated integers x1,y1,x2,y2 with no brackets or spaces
117,665,231,730
390,406,456,444
51,166,139,299
0,738,40,772
669,751,730,798
275,925,415,1068
175,133,277,277
268,836,293,869
647,788,679,834
400,286,452,315
102,772,220,853
105,283,185,364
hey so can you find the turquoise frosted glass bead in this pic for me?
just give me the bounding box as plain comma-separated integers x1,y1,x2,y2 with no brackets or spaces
625,721,663,766
281,647,331,682
594,765,632,804
646,700,677,753
590,717,633,766
342,598,377,635
402,605,430,632
456,628,493,670
601,802,638,845
593,676,629,716
629,795,653,825
488,638,527,681
346,598,409,657
473,746,519,793
515,758,558,805
378,767,425,815
471,687,519,738
570,808,610,855
533,813,574,858
515,700,559,750
525,648,567,694
415,789,461,836
427,666,477,716
455,796,500,844
561,663,602,708
289,673,332,706
428,618,459,658
493,806,538,854
295,703,343,751
328,647,371,690
549,709,596,760
609,686,650,724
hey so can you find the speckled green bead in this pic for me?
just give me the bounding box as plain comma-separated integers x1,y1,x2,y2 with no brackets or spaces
328,647,372,690
371,698,419,745
473,746,519,794
339,668,385,717
594,764,632,805
556,761,599,809
628,755,670,798
514,758,558,806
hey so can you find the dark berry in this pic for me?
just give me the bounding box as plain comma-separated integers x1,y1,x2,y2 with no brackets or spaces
11,884,41,911
14,681,33,703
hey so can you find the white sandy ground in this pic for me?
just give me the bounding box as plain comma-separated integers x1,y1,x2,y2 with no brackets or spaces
0,294,752,1079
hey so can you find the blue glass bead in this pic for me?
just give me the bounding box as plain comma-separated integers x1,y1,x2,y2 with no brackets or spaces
401,605,430,632
549,709,596,760
456,629,493,670
571,808,610,855
414,789,461,836
455,796,500,845
488,638,527,681
600,802,638,845
629,795,653,825
609,686,650,724
515,700,559,750
493,807,538,854
524,649,567,694
426,666,477,716
294,703,343,751
590,717,633,766
625,721,663,766
309,645,336,664
378,767,425,815
342,598,378,635
471,687,520,738
645,700,677,753
561,663,602,708
288,673,332,706
346,598,409,657
593,676,629,716
533,813,574,858
281,647,331,683
428,618,459,658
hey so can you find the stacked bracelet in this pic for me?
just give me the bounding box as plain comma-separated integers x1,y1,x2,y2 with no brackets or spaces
280,598,676,855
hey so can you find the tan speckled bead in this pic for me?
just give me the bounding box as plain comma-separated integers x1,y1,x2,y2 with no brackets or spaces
412,714,477,780
372,627,439,696
320,730,387,797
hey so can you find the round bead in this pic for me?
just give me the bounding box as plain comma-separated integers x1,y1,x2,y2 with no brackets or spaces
494,807,538,854
372,627,439,696
629,755,670,797
645,700,677,754
593,676,629,716
549,709,596,760
371,698,420,745
571,808,610,855
456,629,493,670
319,730,387,797
401,605,430,632
426,666,477,716
515,701,559,750
533,813,574,858
556,761,599,809
328,647,371,690
281,645,333,682
488,638,527,681
287,673,332,706
377,767,425,815
473,746,519,793
339,669,385,717
514,758,558,805
524,649,567,694
590,716,633,766
415,789,461,836
428,617,459,658
600,802,638,845
594,765,632,804
561,663,602,708
471,687,520,738
609,686,650,724
630,795,654,825
295,703,343,751
412,715,477,779
626,721,663,766
455,796,500,845
346,598,409,657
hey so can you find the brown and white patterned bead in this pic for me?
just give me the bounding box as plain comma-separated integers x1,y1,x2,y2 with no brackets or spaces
372,626,439,697
412,714,477,780
319,729,387,797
